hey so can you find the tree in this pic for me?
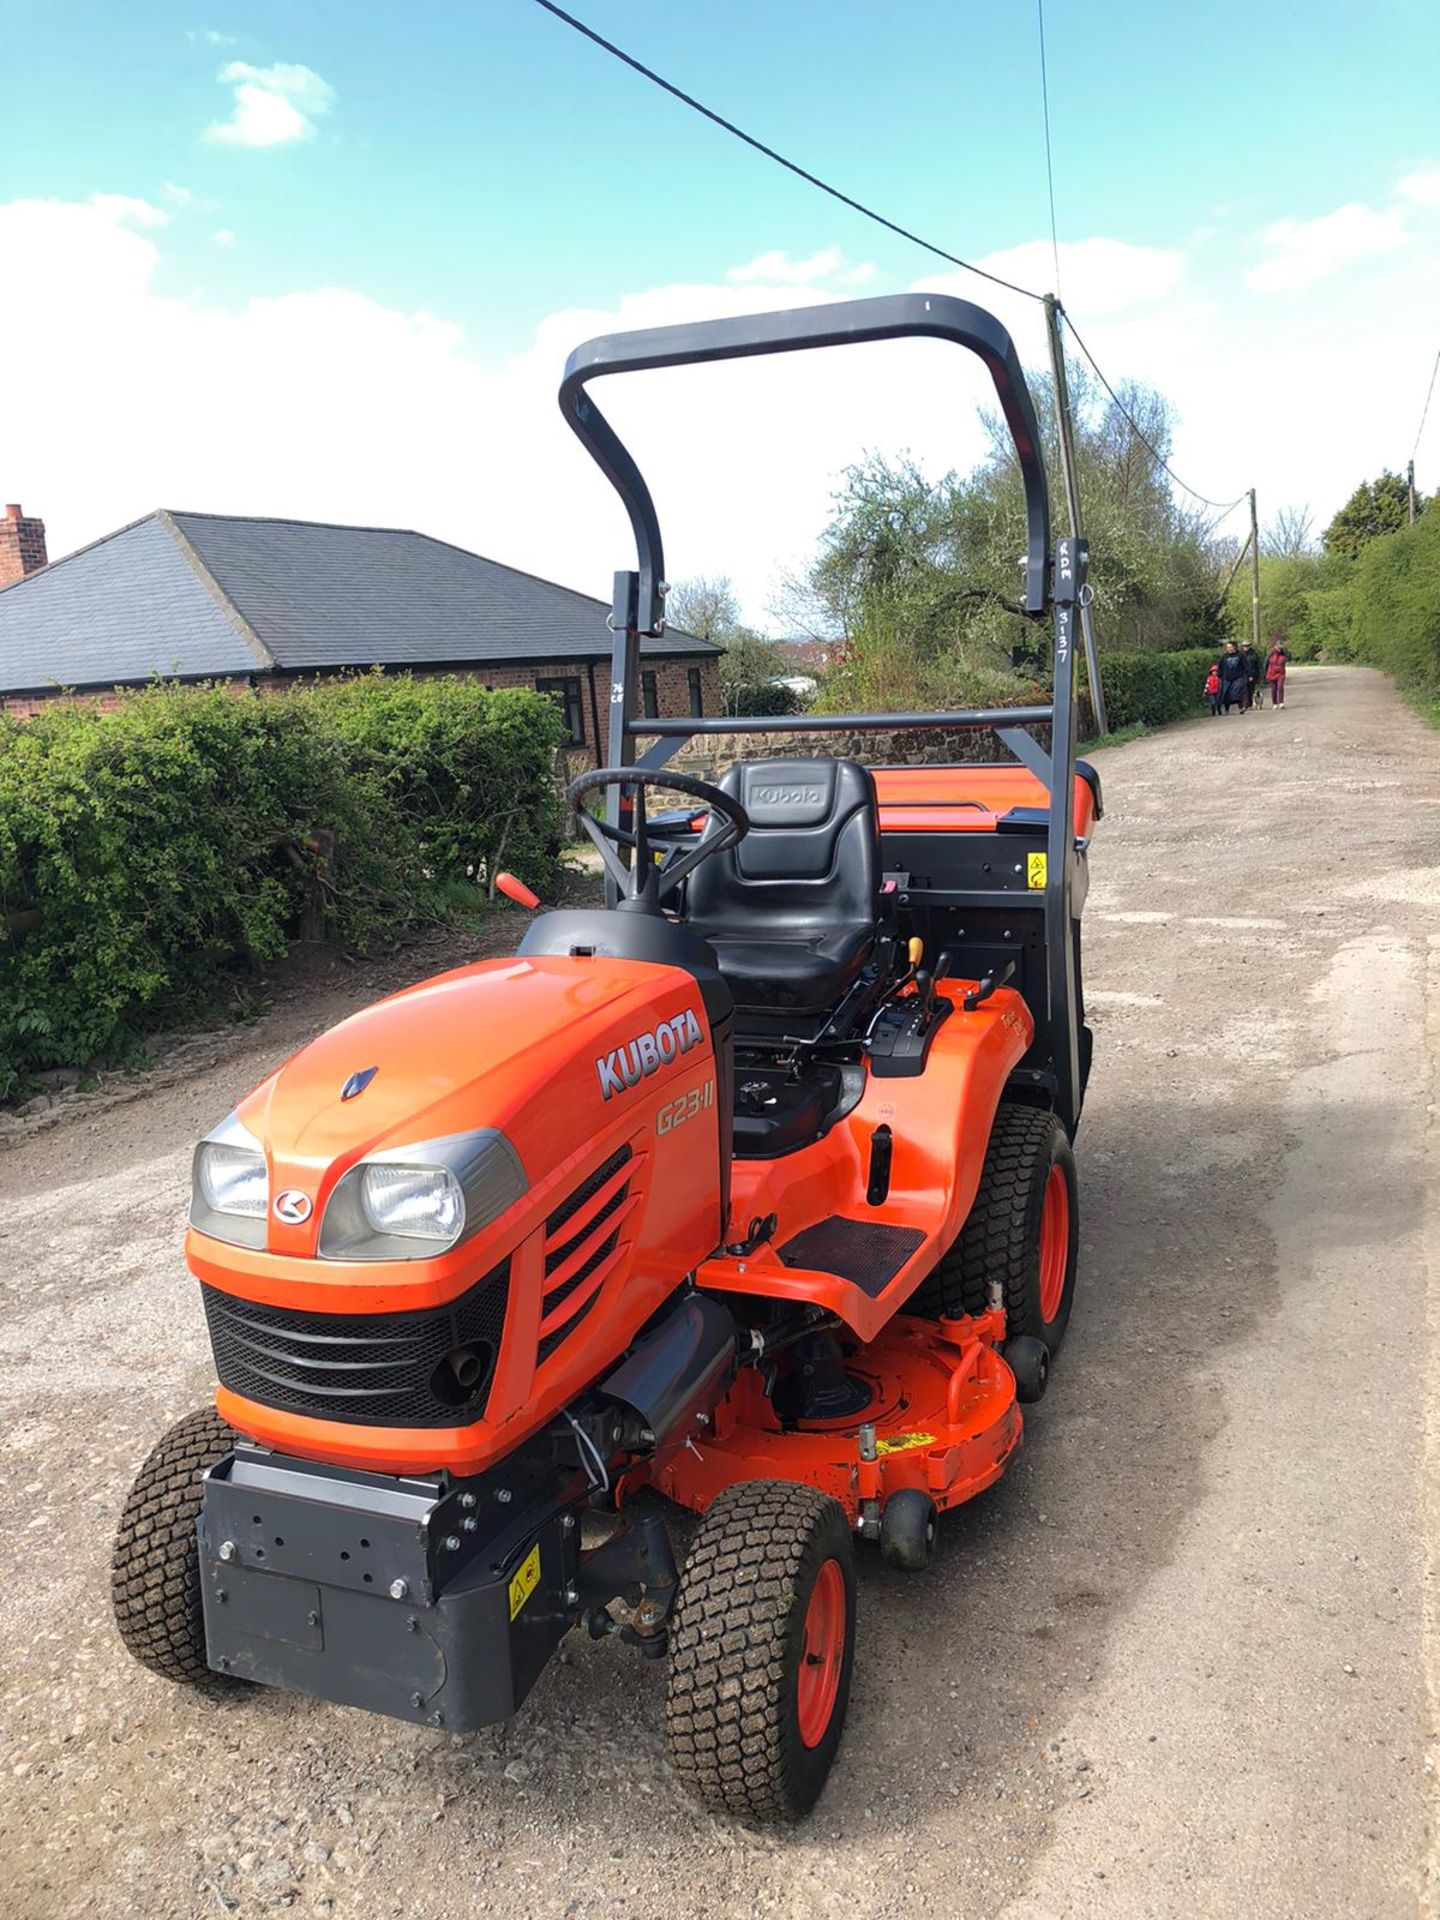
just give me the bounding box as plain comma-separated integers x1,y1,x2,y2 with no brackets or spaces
808,361,1231,712
667,574,801,715
666,576,743,644
1262,504,1315,557
1323,472,1410,560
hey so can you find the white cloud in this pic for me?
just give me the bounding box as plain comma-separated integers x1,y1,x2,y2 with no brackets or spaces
212,227,237,248
961,236,1189,314
88,193,169,228
205,61,334,148
1,195,1434,627
1397,168,1440,208
162,182,195,210
727,247,846,285
189,27,237,46
1246,202,1408,292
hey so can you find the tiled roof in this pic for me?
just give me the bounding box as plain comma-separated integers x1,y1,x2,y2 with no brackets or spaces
0,510,716,695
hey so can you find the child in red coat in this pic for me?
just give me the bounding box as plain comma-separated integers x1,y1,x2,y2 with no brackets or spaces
1204,663,1222,716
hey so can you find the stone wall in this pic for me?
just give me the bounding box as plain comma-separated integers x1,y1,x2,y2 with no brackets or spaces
664,716,1053,781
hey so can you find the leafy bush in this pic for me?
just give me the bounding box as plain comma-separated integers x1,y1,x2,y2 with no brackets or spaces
0,676,566,1096
1093,647,1217,730
303,674,566,890
1255,507,1439,690
1341,509,1440,694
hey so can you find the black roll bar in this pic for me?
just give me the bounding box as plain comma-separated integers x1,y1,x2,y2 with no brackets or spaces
559,293,1052,630
554,293,1091,1132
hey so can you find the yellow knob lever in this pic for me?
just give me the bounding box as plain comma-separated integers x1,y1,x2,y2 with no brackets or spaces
908,936,924,967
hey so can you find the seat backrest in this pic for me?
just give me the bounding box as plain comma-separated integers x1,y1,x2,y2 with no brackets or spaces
684,757,880,934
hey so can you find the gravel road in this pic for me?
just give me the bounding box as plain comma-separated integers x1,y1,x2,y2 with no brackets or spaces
1,663,1436,1920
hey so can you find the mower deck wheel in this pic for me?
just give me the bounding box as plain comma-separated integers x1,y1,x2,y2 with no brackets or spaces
665,1480,855,1823
1003,1335,1051,1404
879,1488,938,1571
111,1407,243,1692
909,1103,1079,1354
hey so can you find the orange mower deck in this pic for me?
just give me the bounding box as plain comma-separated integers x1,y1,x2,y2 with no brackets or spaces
651,1310,1021,1525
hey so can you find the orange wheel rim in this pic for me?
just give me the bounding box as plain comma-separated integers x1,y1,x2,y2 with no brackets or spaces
796,1559,846,1749
1038,1164,1070,1324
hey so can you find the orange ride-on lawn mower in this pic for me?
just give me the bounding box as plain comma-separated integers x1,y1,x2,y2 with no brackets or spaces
112,294,1103,1823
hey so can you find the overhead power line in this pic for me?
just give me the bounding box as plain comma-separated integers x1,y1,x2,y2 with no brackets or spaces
529,0,1249,517
1411,347,1439,463
529,0,1043,302
1059,311,1248,515
1035,0,1062,299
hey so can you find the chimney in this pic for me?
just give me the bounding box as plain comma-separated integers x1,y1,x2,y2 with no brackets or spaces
0,504,47,588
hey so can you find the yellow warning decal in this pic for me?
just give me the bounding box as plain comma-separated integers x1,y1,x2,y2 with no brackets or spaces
1027,852,1047,890
875,1431,936,1457
508,1543,541,1621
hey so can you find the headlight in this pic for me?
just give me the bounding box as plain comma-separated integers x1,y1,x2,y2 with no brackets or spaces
191,1114,268,1250
360,1163,464,1241
198,1143,268,1217
319,1130,526,1262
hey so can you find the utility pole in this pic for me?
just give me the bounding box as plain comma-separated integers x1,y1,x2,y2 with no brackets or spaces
1043,295,1107,736
1216,525,1254,610
1248,487,1262,653
1408,459,1417,526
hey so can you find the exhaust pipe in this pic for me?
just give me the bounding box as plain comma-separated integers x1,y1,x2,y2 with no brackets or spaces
601,1295,736,1464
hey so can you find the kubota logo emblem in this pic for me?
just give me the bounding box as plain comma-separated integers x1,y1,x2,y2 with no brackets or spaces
596,1010,704,1100
754,785,823,806
273,1189,313,1224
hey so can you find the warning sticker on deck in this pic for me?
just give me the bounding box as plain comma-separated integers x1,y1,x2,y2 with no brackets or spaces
1027,852,1047,889
875,1431,936,1457
509,1543,541,1620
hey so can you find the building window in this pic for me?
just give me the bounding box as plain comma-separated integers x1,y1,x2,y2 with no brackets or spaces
641,670,660,719
535,675,585,745
687,667,704,716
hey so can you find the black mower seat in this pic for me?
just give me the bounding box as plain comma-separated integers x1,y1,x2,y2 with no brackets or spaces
683,757,880,1012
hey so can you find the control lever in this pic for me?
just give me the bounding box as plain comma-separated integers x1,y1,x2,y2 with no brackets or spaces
495,871,540,910
725,1212,778,1258
963,958,1017,1012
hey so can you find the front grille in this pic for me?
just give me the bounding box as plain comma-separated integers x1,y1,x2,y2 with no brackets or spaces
201,1261,510,1427
537,1146,634,1364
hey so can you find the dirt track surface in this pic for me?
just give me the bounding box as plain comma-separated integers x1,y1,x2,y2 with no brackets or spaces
1,663,1437,1920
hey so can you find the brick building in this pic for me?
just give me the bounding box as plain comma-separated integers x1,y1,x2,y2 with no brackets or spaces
0,507,721,758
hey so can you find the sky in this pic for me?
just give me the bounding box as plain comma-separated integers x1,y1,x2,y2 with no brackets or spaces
1,0,1437,626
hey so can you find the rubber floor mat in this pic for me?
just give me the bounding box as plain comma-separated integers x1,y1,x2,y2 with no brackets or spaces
777,1218,925,1298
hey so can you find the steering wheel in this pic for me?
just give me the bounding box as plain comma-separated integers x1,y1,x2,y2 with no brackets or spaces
566,766,750,910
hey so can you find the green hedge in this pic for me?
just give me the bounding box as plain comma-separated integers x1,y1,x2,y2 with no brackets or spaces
0,676,565,1096
1339,510,1440,694
304,674,566,887
1087,646,1216,731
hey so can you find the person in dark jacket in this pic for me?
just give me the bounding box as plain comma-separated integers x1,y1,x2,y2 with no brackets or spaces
1241,641,1262,709
1218,641,1248,713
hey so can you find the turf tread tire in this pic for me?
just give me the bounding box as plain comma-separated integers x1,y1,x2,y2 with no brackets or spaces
665,1481,854,1824
910,1104,1078,1350
111,1407,240,1691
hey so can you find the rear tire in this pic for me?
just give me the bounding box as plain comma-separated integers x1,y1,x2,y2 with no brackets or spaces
111,1407,242,1691
910,1104,1079,1354
665,1481,855,1823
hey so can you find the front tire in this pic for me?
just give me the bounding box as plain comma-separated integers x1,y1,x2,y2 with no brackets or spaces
111,1407,242,1691
910,1104,1079,1354
665,1481,855,1823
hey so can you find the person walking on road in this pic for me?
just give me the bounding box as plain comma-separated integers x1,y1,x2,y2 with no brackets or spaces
1204,662,1223,716
1219,641,1249,713
1266,635,1291,708
1241,641,1262,710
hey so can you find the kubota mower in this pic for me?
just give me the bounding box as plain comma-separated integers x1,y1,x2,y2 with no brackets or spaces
112,293,1103,1822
